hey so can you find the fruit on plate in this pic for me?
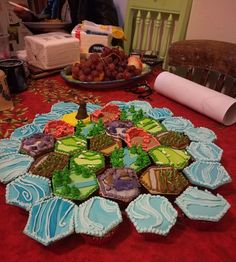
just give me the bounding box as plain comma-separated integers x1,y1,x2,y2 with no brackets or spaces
127,55,143,71
71,47,143,82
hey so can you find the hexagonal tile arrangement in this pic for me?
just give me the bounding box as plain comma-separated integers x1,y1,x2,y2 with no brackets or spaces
126,194,178,236
74,196,122,237
175,186,231,222
6,173,52,211
183,161,232,189
24,197,75,246
186,142,223,162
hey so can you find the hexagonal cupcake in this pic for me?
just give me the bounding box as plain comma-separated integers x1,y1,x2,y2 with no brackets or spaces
126,194,178,236
140,166,188,195
71,150,105,173
183,161,232,189
98,168,141,203
0,153,34,184
24,197,75,246
148,146,190,170
184,127,217,143
186,142,223,162
6,173,52,211
162,117,194,133
74,196,123,239
0,138,21,157
52,166,98,201
175,186,231,222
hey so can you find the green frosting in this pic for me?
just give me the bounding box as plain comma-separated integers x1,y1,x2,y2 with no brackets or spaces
136,117,166,135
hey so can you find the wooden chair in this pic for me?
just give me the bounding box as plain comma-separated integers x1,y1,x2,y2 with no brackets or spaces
123,0,193,68
167,39,236,98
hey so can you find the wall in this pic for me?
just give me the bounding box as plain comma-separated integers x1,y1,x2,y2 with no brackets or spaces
185,0,236,43
116,0,236,43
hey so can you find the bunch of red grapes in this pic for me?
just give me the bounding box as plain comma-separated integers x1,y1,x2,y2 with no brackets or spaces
71,47,142,82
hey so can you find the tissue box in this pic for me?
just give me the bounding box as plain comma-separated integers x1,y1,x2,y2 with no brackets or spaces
25,32,80,70
80,32,111,55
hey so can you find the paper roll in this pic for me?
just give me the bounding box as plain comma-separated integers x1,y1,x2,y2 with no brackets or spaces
154,72,236,126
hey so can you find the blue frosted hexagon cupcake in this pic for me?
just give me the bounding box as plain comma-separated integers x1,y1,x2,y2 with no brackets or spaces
10,124,44,140
183,161,232,189
126,194,178,236
147,107,173,121
184,127,217,143
24,197,75,246
50,101,79,116
187,142,223,162
0,153,34,184
175,186,230,222
0,139,21,158
162,117,194,132
74,196,122,242
6,173,52,211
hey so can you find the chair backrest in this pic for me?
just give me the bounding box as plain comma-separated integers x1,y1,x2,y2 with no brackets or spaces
123,0,193,67
167,39,236,98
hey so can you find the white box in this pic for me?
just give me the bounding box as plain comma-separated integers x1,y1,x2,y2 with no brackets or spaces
25,32,80,70
80,32,111,54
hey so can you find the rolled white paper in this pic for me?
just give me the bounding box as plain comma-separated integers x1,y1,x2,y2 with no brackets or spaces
154,72,236,126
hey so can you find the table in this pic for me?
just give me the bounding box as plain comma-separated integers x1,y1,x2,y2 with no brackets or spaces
0,72,236,262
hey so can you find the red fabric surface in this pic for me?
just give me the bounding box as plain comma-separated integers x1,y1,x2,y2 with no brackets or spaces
0,72,236,262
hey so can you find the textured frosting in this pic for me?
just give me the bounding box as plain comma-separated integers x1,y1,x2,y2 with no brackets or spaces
74,196,122,237
185,127,217,142
6,173,52,211
71,150,105,173
86,102,102,114
126,194,178,236
50,101,79,115
187,142,223,162
29,152,69,178
98,168,140,202
44,120,75,139
21,133,55,158
136,117,166,135
33,112,61,128
10,124,44,141
127,100,152,113
157,131,190,149
0,153,34,184
107,101,129,110
162,117,194,132
106,120,134,140
147,107,173,121
183,161,231,189
52,166,98,201
111,147,151,173
175,186,231,222
140,166,188,195
24,197,75,246
148,146,190,169
55,135,87,155
0,139,21,157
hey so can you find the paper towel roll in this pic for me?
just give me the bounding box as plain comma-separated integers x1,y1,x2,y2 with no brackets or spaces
154,72,236,126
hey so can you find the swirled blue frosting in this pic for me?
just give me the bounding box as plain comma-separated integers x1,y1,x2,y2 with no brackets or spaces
187,142,223,162
33,112,61,128
6,173,52,210
0,139,21,158
126,194,178,235
10,124,44,141
74,196,122,237
162,117,194,132
24,197,75,246
0,153,34,184
183,161,232,189
175,186,230,221
86,102,102,114
50,102,79,115
185,127,217,142
147,107,173,121
107,101,129,110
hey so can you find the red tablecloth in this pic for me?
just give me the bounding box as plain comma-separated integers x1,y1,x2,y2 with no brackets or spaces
0,73,236,262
